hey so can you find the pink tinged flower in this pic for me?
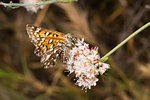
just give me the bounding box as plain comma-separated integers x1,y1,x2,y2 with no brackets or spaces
20,0,45,13
76,77,98,90
67,39,110,90
99,63,110,75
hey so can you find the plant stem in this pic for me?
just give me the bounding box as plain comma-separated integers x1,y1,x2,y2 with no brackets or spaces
0,0,77,7
101,22,150,60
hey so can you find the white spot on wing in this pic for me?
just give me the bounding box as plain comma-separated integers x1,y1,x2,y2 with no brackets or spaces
36,28,41,32
37,35,40,37
41,38,45,42
37,38,40,40
56,40,59,42
45,32,50,36
50,45,53,48
45,55,51,61
48,39,53,44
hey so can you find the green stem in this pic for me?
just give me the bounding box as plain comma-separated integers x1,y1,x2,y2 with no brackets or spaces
101,22,150,60
0,0,76,7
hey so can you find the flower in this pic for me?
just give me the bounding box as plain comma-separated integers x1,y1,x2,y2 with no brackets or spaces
67,38,110,90
20,0,45,13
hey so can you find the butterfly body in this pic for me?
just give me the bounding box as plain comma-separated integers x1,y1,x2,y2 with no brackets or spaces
26,24,72,68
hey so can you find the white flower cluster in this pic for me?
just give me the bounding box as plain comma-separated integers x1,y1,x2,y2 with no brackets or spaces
20,0,45,13
67,39,110,90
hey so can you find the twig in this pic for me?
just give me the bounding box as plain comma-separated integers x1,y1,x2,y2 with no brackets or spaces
0,0,77,8
101,22,150,60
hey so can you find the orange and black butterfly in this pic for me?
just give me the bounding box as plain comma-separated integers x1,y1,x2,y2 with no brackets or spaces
26,24,76,68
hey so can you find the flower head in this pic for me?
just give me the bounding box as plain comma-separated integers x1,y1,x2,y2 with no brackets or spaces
20,0,45,13
67,39,110,90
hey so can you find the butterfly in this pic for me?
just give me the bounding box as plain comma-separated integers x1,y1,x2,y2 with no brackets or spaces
26,24,75,68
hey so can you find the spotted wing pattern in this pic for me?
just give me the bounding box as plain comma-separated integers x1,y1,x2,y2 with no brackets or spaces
26,24,70,68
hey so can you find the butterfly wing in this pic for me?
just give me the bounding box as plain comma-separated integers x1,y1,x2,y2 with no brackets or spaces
40,46,64,68
26,24,71,68
26,24,67,56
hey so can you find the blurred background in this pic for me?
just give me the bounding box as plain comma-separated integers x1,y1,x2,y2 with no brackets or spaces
0,0,150,100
